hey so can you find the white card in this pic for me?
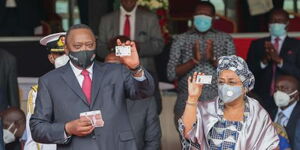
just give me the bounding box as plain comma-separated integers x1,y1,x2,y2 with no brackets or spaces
196,75,212,84
115,46,131,56
80,110,104,127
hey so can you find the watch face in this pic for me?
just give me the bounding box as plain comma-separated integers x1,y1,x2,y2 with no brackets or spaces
131,65,141,71
131,65,143,74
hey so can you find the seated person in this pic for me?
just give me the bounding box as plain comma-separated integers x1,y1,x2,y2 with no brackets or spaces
105,35,161,150
1,107,26,150
271,75,300,150
180,55,279,149
294,119,300,150
273,123,291,150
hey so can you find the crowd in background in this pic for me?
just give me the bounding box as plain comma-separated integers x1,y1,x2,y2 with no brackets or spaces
0,0,300,150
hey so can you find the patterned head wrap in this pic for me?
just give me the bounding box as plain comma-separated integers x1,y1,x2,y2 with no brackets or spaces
217,55,255,91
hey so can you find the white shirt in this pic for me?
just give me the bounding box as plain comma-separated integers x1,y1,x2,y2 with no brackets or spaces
119,5,137,40
69,61,146,83
5,0,17,8
70,62,93,87
260,35,287,69
271,35,286,54
275,101,297,126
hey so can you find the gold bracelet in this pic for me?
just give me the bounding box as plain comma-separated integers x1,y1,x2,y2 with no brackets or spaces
186,100,198,106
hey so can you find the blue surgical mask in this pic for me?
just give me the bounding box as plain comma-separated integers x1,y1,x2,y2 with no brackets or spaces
194,15,212,32
269,23,287,37
218,84,243,103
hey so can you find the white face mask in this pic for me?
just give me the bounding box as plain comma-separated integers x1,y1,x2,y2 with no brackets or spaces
218,84,243,103
273,90,298,107
3,122,17,144
54,54,69,68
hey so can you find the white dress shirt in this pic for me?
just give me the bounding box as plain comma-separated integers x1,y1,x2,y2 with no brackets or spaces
275,101,297,127
69,61,146,83
70,62,94,87
119,5,137,40
271,35,286,54
260,35,286,69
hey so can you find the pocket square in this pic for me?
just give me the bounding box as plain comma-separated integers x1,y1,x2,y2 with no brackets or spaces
287,50,293,55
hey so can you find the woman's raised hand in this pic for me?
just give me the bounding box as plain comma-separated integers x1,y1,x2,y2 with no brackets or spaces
187,72,204,102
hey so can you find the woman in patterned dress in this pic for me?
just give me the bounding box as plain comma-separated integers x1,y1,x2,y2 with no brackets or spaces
179,55,279,150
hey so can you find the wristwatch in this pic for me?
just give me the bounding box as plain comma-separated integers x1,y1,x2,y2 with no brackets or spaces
130,65,143,75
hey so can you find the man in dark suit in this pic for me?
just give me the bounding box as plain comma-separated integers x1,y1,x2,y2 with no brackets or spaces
97,0,164,114
105,35,161,150
247,9,300,113
30,24,154,150
0,49,20,112
294,119,300,150
126,98,161,150
270,75,300,150
0,119,5,150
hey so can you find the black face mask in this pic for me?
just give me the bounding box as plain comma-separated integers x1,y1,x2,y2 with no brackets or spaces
68,50,95,69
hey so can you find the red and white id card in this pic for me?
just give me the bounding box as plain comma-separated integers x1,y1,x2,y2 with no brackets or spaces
80,110,104,127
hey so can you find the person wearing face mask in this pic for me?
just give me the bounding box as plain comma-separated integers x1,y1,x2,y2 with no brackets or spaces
179,55,279,149
1,107,26,150
98,0,164,114
105,35,161,150
30,24,154,150
270,75,300,150
24,32,69,150
247,8,300,114
167,1,235,130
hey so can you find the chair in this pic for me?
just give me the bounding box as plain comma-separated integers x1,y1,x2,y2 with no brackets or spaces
288,13,300,32
213,14,237,33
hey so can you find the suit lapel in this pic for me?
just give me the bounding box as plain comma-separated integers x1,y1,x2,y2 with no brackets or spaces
113,10,120,36
287,101,300,128
263,37,271,54
61,63,89,106
270,109,278,121
90,62,107,109
279,37,290,57
134,8,142,40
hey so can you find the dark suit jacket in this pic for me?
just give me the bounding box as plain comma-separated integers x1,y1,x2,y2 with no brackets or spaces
97,7,164,73
247,37,300,113
30,61,154,150
0,49,19,112
270,102,300,150
0,120,4,150
127,97,161,150
294,119,300,150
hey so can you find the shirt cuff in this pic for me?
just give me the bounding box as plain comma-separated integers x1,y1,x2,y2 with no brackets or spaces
260,61,268,69
277,60,283,68
64,131,71,143
133,71,146,81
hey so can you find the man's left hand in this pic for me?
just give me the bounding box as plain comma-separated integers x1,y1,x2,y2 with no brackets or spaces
117,39,140,69
205,39,217,67
266,45,283,64
205,39,214,62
